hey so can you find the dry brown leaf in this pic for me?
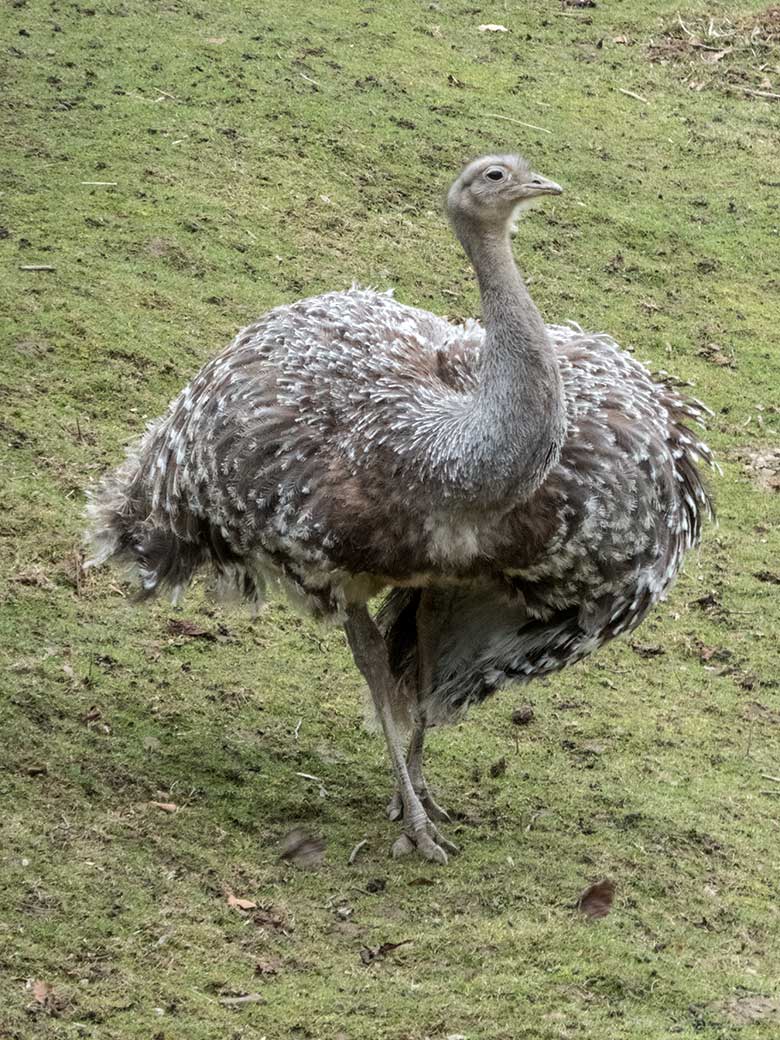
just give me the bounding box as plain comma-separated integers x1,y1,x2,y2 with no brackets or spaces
698,643,731,663
225,887,257,911
360,939,412,964
27,978,67,1015
149,801,179,813
577,878,616,919
279,828,326,870
31,980,53,1004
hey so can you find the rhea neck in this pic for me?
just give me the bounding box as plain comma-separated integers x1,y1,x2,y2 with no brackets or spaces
448,209,566,501
460,219,548,354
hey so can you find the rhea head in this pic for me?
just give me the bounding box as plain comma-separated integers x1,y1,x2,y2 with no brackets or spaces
447,154,562,246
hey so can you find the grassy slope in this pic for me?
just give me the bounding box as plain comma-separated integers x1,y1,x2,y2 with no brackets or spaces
1,0,779,1037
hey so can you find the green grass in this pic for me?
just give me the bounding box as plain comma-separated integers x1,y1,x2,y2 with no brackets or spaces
1,1,779,1037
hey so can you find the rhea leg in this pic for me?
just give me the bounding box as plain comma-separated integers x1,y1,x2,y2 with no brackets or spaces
344,604,455,864
386,717,451,823
386,589,453,827
405,718,451,823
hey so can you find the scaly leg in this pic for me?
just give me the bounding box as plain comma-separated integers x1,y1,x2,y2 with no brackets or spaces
405,717,451,823
344,603,455,864
386,589,453,829
386,718,451,823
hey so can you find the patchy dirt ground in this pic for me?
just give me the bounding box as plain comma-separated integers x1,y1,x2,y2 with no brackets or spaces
1,1,779,1038
648,5,780,95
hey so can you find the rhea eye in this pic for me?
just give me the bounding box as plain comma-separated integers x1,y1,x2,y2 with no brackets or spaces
485,168,505,181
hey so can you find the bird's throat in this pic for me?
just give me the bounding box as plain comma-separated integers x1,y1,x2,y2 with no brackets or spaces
463,228,566,501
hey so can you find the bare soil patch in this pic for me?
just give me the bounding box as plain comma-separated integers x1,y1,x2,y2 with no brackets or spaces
731,446,780,491
648,7,780,96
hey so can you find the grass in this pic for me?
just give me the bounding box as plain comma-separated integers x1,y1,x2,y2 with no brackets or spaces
1,0,779,1037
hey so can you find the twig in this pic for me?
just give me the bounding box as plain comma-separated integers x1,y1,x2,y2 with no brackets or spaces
761,774,780,783
293,717,302,740
736,87,780,100
299,72,319,88
80,181,118,186
219,993,265,1006
19,264,55,271
485,112,552,134
348,838,368,865
73,547,84,597
295,771,327,797
618,88,650,104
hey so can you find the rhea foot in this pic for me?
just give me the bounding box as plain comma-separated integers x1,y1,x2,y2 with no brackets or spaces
386,789,458,864
391,821,458,864
386,782,452,824
391,817,458,864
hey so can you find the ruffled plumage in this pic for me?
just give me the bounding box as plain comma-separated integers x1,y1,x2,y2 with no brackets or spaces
86,291,713,703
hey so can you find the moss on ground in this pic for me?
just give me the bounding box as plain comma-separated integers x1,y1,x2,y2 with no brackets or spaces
1,1,779,1037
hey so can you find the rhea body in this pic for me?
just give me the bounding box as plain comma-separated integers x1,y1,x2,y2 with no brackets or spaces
88,157,565,610
87,154,713,864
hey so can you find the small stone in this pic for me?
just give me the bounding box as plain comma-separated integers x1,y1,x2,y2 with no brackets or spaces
511,704,534,726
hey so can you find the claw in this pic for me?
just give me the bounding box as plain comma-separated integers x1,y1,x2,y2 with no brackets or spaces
386,790,403,821
420,791,451,823
391,833,415,858
386,775,457,863
435,831,459,856
392,828,449,865
415,831,449,865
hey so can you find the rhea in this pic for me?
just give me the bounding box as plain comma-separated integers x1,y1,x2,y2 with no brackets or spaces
86,154,713,864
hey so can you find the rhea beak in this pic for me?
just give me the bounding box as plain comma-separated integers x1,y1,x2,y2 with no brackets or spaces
522,173,563,198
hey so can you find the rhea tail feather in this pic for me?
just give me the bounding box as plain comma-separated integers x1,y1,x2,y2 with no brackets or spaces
83,425,266,608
